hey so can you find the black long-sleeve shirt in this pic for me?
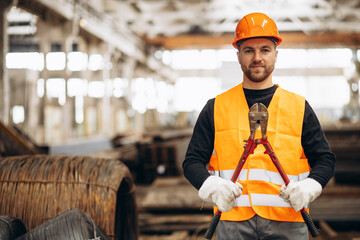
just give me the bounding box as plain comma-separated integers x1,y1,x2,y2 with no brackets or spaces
183,85,336,190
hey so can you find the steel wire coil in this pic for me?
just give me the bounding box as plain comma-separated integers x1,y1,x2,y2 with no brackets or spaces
16,208,109,240
0,215,26,240
0,154,138,240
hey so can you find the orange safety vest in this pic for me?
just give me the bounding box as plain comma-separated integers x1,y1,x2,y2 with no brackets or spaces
209,83,311,222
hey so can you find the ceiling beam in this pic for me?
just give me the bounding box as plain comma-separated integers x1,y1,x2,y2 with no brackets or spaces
145,32,360,49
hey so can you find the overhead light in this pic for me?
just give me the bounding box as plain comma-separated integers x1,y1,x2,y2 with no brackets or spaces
79,18,87,27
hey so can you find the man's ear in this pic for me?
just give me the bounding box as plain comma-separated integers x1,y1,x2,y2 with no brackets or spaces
236,51,241,64
275,50,278,62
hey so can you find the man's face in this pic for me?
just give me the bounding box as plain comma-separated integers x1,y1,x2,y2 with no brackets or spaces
237,38,278,83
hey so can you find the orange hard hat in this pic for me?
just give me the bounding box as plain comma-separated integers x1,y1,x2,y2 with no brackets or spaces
232,12,282,48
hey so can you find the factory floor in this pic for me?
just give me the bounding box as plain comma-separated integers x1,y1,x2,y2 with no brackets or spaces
136,176,360,240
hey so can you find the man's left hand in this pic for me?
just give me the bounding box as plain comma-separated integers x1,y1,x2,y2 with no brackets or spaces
280,178,322,212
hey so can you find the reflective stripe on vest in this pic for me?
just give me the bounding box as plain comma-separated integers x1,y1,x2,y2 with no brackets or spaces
209,169,248,181
250,193,309,208
210,169,309,185
251,194,291,207
213,194,252,208
213,194,309,209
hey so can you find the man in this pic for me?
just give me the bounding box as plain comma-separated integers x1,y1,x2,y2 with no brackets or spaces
182,12,336,240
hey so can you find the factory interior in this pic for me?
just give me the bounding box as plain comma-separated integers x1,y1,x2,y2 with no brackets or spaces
0,0,360,239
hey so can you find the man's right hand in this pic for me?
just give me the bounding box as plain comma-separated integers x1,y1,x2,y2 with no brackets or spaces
198,175,243,212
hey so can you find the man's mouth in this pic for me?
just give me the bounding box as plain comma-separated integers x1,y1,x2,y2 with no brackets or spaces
250,65,264,68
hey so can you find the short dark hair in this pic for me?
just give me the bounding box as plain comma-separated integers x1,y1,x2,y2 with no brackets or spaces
236,37,278,50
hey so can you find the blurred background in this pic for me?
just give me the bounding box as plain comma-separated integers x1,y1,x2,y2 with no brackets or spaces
0,0,360,240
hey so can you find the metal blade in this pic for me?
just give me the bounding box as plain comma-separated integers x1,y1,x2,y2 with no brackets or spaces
248,103,268,137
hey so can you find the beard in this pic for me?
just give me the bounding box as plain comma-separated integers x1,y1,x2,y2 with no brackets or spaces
242,63,275,83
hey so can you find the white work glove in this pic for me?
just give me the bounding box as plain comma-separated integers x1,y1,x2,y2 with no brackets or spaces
280,178,322,212
198,176,243,212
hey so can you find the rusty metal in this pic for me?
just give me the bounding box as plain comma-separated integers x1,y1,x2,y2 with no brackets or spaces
0,154,138,240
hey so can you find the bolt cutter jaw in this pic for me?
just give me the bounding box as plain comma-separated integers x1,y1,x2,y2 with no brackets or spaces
249,103,268,138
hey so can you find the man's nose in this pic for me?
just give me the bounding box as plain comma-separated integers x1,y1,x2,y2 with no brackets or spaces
253,51,262,62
